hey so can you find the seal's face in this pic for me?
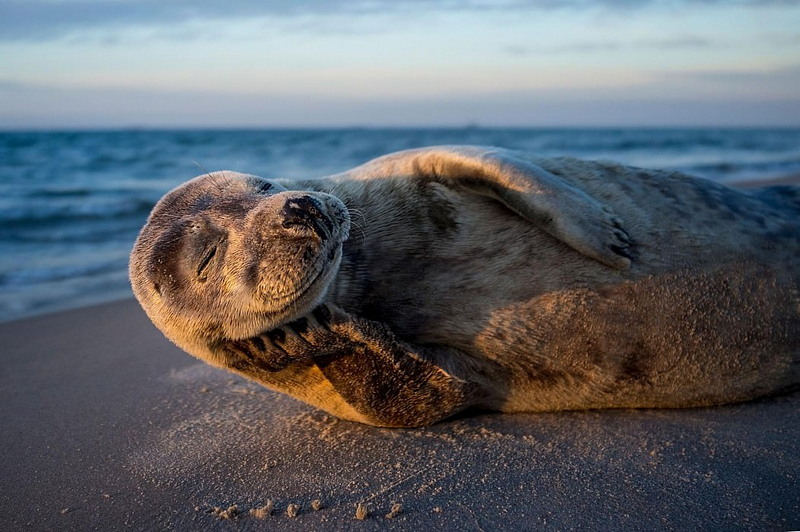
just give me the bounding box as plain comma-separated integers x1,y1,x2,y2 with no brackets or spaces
130,171,350,356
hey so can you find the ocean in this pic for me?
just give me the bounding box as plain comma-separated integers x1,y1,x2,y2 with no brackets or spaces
2,127,800,323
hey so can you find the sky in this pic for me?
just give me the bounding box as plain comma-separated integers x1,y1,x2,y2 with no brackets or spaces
1,0,799,128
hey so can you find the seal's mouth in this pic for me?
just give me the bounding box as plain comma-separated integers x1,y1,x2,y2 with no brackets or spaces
265,236,343,315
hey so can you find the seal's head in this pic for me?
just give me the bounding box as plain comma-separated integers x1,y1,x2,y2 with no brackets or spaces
130,171,350,364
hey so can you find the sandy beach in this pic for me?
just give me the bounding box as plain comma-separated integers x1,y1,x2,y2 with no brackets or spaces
0,297,798,530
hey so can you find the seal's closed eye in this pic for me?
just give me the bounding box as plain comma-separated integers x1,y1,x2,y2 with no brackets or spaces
186,220,227,282
196,245,217,279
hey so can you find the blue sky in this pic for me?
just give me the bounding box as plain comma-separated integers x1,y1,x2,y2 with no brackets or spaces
1,0,799,128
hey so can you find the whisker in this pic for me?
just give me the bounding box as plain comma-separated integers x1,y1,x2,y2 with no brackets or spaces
347,207,367,243
192,160,212,178
193,160,228,193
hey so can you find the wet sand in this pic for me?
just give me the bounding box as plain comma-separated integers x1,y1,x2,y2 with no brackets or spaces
1,299,799,530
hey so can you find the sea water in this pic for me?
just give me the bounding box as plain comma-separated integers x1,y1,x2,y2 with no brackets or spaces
2,127,800,322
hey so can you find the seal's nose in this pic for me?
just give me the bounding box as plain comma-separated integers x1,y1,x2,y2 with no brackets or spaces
281,196,331,238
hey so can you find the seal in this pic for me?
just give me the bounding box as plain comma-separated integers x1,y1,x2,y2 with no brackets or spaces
130,146,800,427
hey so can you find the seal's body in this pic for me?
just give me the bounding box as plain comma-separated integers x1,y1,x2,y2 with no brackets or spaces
130,146,800,427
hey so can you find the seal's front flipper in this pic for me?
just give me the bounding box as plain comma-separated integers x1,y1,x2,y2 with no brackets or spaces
350,145,632,269
210,305,477,427
310,305,476,427
314,347,472,428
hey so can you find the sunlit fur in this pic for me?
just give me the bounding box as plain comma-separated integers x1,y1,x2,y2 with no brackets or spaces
130,146,800,426
130,171,350,361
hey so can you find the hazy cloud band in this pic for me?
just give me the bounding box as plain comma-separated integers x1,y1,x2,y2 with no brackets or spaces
2,0,798,41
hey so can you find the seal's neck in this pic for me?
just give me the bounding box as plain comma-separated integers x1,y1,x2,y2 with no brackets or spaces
312,177,441,315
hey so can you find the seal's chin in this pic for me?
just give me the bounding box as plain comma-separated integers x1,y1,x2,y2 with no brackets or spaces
266,240,343,322
219,238,344,341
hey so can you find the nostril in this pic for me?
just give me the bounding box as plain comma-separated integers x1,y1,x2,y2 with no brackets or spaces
286,196,322,215
281,196,324,230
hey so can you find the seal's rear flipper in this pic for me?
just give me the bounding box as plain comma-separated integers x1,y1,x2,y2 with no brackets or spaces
346,146,632,269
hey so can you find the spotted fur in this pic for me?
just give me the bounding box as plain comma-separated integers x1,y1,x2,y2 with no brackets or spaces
130,146,800,427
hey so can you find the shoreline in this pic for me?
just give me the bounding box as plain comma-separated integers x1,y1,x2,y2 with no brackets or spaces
1,299,798,529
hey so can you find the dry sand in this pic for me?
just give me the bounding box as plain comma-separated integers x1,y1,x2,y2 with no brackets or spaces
1,299,798,530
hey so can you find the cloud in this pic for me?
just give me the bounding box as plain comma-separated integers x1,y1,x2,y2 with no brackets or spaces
0,0,366,41
504,36,713,56
3,0,798,42
661,64,800,92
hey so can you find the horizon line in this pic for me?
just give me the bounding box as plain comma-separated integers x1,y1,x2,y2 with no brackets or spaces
3,124,800,133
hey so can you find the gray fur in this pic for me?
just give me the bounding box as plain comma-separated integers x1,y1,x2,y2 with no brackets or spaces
130,146,800,427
